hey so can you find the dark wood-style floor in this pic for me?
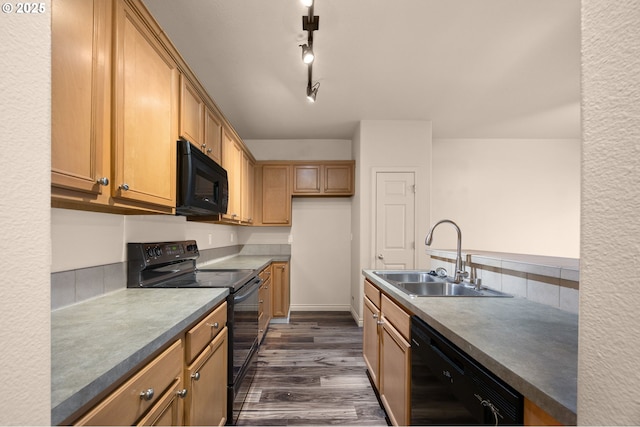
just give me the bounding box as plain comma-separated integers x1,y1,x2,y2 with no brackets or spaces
237,312,388,426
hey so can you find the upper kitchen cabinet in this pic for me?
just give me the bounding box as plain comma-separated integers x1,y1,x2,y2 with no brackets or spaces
254,163,292,226
180,76,223,165
203,107,223,165
179,75,204,148
52,0,179,214
220,127,254,224
51,0,112,198
292,161,355,196
112,0,179,210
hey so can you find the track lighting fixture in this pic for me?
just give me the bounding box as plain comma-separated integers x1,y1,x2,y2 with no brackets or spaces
301,44,314,64
300,1,320,101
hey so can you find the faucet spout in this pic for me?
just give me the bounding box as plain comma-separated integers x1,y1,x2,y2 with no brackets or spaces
425,219,468,283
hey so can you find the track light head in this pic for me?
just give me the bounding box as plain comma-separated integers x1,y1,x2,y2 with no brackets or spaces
306,82,319,102
301,44,315,64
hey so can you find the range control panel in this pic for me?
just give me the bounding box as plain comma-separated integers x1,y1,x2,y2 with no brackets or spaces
129,240,199,266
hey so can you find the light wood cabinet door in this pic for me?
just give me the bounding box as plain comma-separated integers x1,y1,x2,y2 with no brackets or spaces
204,108,223,164
324,163,354,194
380,318,411,427
136,377,185,426
524,398,563,426
51,0,111,195
112,0,178,209
363,295,381,390
185,327,228,427
222,129,242,221
261,164,291,225
242,152,255,223
271,262,290,318
259,266,273,342
179,75,204,147
292,165,321,194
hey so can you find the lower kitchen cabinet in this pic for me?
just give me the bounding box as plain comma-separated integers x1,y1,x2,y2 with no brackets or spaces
524,398,563,426
363,279,412,426
258,265,273,342
271,261,290,318
71,301,228,426
74,339,186,426
184,327,228,426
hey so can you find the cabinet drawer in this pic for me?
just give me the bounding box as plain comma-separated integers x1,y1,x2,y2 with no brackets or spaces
259,265,272,282
364,279,381,308
75,339,183,426
185,302,227,363
381,294,411,341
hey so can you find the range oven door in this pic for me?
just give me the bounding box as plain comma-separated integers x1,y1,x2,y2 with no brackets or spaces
228,276,260,424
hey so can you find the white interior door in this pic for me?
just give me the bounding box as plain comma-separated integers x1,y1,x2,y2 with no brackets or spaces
375,172,416,269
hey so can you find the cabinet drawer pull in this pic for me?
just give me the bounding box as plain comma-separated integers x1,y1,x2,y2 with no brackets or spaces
177,388,188,398
206,322,219,329
139,388,154,401
372,313,378,319
377,320,385,326
191,372,200,381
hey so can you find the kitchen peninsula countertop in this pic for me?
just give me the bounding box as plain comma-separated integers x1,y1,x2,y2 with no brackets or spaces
363,269,578,425
51,288,228,425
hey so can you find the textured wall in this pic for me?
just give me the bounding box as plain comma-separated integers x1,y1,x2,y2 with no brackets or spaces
579,1,640,424
0,2,52,423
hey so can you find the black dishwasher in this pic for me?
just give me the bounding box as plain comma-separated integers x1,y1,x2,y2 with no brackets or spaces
411,316,523,425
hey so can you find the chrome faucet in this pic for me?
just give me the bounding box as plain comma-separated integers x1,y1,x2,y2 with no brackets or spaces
425,219,468,283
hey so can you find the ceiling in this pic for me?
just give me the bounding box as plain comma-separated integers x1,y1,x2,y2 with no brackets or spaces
143,0,581,141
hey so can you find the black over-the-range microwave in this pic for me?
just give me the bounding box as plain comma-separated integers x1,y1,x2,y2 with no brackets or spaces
176,138,229,216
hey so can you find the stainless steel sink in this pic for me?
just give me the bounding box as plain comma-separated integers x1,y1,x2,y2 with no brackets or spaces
372,270,512,298
372,271,445,283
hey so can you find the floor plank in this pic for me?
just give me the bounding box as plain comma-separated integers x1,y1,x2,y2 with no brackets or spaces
237,312,387,426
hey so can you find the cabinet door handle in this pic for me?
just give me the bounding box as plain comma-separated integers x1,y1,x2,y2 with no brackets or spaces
177,388,188,398
191,372,200,381
119,183,130,191
377,254,384,260
139,388,154,401
372,313,378,319
96,177,109,186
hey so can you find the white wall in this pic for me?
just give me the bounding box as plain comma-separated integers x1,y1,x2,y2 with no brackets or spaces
351,120,432,322
243,139,354,311
0,2,51,423
431,138,580,257
51,209,239,272
579,1,640,424
290,198,352,310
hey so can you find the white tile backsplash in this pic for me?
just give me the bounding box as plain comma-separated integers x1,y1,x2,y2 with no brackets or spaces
429,250,580,313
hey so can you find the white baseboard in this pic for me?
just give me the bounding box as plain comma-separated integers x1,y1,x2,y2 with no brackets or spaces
289,304,351,312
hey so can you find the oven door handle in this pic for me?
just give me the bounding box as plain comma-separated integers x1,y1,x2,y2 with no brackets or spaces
234,277,261,303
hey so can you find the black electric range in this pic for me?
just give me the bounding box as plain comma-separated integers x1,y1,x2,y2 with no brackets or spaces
126,240,260,425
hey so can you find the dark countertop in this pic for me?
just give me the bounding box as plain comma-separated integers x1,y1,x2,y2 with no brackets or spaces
363,269,578,425
51,288,228,425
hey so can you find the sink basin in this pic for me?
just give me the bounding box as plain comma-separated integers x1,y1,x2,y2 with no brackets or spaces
372,270,512,297
372,271,445,283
